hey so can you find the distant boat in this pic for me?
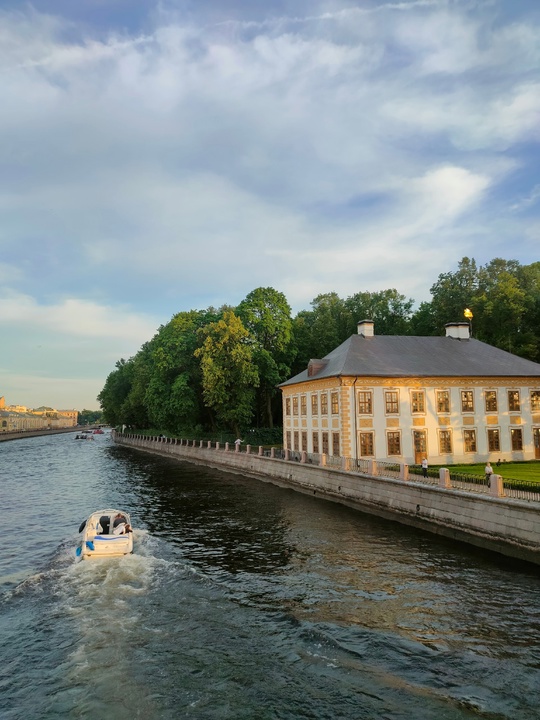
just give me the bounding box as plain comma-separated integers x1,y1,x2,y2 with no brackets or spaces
93,428,104,434
76,509,133,559
75,432,94,440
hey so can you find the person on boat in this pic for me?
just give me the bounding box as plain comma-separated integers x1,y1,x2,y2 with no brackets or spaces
112,513,131,534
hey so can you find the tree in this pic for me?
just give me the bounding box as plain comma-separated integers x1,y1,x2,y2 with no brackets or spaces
97,358,135,426
410,257,540,361
194,311,259,435
144,310,216,434
78,409,103,425
344,289,414,336
236,287,293,427
427,256,479,333
120,340,154,428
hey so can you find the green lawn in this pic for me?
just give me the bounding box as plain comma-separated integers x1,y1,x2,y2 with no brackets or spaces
445,461,540,484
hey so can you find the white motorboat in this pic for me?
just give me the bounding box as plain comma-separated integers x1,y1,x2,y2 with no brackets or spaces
76,508,133,559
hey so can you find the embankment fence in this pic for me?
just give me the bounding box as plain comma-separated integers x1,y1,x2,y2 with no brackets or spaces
119,434,540,504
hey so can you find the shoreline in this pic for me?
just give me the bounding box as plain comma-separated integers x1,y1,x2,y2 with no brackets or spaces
0,427,79,442
113,432,540,568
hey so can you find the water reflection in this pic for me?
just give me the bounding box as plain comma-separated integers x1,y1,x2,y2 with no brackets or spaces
111,447,295,574
1,435,540,719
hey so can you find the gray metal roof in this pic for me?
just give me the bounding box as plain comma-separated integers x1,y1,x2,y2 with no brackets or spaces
280,335,540,386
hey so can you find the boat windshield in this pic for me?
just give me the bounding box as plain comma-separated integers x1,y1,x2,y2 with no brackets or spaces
91,512,130,535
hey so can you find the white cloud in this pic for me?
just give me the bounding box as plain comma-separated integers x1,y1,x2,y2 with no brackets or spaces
511,185,540,212
0,291,159,341
0,1,539,406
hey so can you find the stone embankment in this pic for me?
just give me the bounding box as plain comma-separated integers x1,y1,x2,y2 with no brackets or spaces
0,427,77,442
113,432,540,567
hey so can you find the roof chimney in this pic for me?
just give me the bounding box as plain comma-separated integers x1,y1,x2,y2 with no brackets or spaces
307,359,328,377
445,322,470,340
357,319,374,337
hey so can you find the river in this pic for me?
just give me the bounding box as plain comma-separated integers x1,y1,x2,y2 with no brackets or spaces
0,432,539,719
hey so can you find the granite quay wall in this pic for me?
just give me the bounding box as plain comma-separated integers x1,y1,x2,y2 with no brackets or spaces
0,427,77,442
113,432,540,567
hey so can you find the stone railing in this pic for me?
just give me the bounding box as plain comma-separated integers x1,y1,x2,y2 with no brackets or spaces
114,433,539,503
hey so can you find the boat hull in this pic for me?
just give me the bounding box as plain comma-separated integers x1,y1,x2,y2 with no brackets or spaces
78,508,134,559
81,534,133,559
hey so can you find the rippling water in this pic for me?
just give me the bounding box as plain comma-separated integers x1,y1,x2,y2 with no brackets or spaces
1,432,539,719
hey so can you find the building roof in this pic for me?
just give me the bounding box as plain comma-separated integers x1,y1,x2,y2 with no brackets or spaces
280,335,540,386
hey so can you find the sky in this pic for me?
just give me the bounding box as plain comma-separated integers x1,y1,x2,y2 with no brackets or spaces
0,0,539,410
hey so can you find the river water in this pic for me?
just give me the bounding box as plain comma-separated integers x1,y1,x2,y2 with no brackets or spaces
1,432,539,720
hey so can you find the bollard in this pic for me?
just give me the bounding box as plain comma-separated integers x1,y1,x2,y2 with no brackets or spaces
490,473,505,498
284,449,290,461
258,446,263,456
225,442,229,452
216,442,220,450
246,444,251,454
439,468,451,488
400,463,409,481
270,447,275,458
320,453,327,467
207,441,211,448
301,451,307,464
367,459,377,476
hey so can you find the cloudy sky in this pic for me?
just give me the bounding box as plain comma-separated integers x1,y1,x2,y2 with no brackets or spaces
1,0,539,410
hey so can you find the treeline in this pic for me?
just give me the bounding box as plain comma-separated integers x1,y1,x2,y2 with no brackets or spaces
98,257,540,436
78,409,103,425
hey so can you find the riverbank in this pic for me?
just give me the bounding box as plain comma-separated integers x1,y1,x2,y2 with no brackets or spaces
113,432,540,567
0,427,78,442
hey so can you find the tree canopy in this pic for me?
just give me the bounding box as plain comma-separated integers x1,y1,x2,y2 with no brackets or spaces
98,260,540,435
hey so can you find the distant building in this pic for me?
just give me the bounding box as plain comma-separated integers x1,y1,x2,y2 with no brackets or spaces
280,320,540,465
0,397,78,432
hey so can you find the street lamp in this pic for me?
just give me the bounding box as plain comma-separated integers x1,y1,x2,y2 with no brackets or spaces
464,308,473,336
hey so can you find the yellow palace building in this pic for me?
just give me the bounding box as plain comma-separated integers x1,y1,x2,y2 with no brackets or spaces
280,321,540,465
0,396,78,432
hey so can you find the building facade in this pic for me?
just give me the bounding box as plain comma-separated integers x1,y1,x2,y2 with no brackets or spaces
0,397,78,432
280,321,540,465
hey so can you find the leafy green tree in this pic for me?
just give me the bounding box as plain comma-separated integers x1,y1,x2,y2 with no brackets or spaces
410,257,540,361
119,341,154,429
519,262,540,361
344,289,413,336
291,289,414,374
309,292,350,356
97,358,135,426
290,310,317,376
78,409,104,425
144,310,216,434
236,287,293,427
409,300,437,336
194,310,259,435
426,256,479,333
